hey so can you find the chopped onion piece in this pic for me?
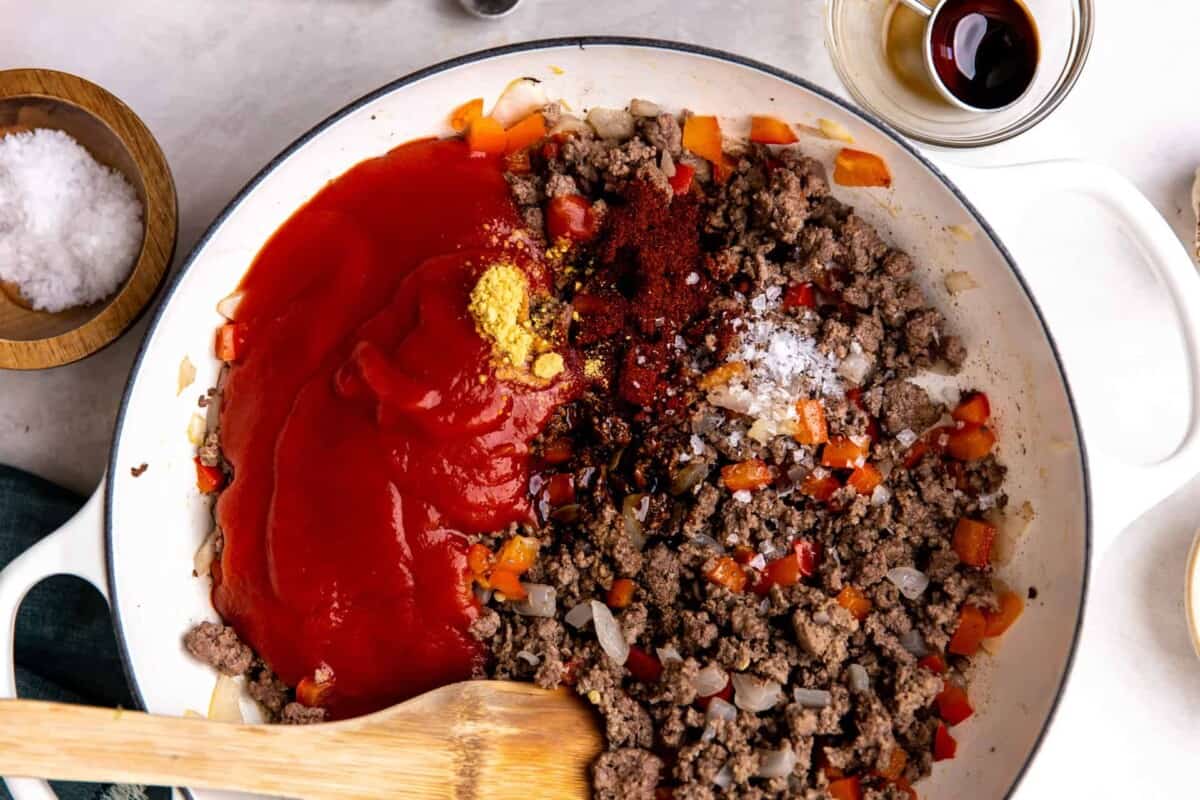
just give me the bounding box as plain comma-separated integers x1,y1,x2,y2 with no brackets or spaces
657,645,683,663
757,746,797,778
870,484,892,506
490,78,548,128
793,687,832,708
690,533,725,553
701,722,717,743
515,583,556,617
900,629,929,657
945,270,980,294
207,674,243,723
713,763,733,790
847,663,871,694
187,413,207,446
706,696,737,724
516,650,541,666
623,494,647,550
671,462,709,495
693,663,728,697
565,601,594,629
660,149,676,178
591,600,629,665
474,585,493,606
549,113,592,138
812,610,831,625
838,351,872,384
586,107,636,140
216,292,244,320
629,98,660,117
193,529,218,578
818,117,855,143
731,673,783,712
886,567,930,600
177,356,196,396
896,428,918,448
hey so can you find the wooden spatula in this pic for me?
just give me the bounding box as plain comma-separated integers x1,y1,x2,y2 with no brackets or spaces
0,680,603,799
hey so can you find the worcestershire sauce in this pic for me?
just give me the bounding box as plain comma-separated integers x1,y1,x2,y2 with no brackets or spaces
930,0,1039,110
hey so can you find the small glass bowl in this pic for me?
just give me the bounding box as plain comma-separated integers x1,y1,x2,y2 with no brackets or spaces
824,0,1094,149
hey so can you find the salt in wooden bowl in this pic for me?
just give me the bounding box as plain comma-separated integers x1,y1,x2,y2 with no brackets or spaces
0,68,177,370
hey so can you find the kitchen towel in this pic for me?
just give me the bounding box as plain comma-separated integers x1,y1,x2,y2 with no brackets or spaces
0,464,168,800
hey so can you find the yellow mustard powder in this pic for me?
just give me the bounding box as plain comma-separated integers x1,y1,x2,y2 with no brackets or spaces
533,352,564,380
469,263,535,367
583,358,604,379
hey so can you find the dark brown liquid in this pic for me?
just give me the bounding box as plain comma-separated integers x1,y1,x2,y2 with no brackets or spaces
930,0,1039,110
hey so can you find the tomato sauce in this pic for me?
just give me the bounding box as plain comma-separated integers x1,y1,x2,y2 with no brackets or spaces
212,138,575,719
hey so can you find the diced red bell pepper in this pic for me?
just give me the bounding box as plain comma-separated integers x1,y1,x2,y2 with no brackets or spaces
607,578,635,609
682,115,725,165
546,194,598,242
194,457,225,494
625,645,663,683
503,149,531,174
504,112,547,154
833,148,893,188
295,674,335,708
654,788,675,800
541,140,561,160
948,605,987,656
467,543,494,579
952,392,991,426
846,463,883,496
795,539,821,577
732,545,757,565
449,97,484,133
821,436,870,469
800,472,841,503
952,518,996,567
836,585,872,621
945,424,996,461
706,556,747,593
984,590,1025,637
933,723,957,761
544,473,575,507
466,116,506,155
488,568,527,600
918,653,947,674
721,458,774,492
668,163,695,196
749,115,799,145
694,677,733,710
782,282,816,310
494,535,539,575
214,323,247,363
936,682,974,726
794,398,829,445
828,776,863,800
902,426,954,469
879,747,908,780
540,439,573,465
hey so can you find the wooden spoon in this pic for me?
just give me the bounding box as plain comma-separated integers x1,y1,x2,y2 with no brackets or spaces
0,680,603,799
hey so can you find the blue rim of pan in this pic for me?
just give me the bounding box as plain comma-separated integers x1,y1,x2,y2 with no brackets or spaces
106,36,1091,800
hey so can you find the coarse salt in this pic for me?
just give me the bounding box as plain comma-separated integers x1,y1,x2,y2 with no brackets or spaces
0,129,143,311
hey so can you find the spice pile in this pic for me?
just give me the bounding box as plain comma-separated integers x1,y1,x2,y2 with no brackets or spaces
0,128,142,311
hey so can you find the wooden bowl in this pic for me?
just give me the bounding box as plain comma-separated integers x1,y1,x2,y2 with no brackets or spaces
0,69,177,370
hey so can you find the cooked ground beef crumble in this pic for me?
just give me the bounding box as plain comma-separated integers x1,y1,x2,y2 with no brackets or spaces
186,102,1016,798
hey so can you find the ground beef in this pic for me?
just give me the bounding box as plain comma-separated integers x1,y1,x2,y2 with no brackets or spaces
593,747,663,800
880,380,942,434
183,622,253,677
279,702,326,725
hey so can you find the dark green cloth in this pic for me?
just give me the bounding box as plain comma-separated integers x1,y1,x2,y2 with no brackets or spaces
0,465,169,800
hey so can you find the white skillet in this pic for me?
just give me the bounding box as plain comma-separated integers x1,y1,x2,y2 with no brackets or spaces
3,38,1199,800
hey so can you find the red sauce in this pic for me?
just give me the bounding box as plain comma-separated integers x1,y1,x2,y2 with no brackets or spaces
213,138,575,719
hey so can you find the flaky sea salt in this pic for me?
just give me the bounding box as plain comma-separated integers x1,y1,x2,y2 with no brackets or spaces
0,129,143,311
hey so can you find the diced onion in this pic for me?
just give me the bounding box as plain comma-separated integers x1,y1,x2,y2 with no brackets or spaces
945,271,980,294
731,673,783,712
657,645,683,663
671,462,709,495
757,747,797,779
690,533,725,553
474,585,493,605
515,583,556,617
591,600,629,665
818,117,855,143
701,722,717,743
847,663,870,694
629,98,660,117
896,428,918,448
660,149,676,178
516,650,541,666
900,629,929,657
793,687,832,708
565,601,594,629
693,663,728,697
838,351,872,384
177,356,196,396
622,494,647,550
187,413,207,446
812,610,831,625
713,763,733,790
549,113,592,139
586,107,636,140
490,78,548,128
216,292,244,320
193,529,218,578
870,484,891,506
207,674,243,723
886,567,930,600
706,696,737,724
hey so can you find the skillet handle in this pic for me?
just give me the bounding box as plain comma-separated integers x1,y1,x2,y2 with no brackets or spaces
943,159,1200,555
0,480,109,800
